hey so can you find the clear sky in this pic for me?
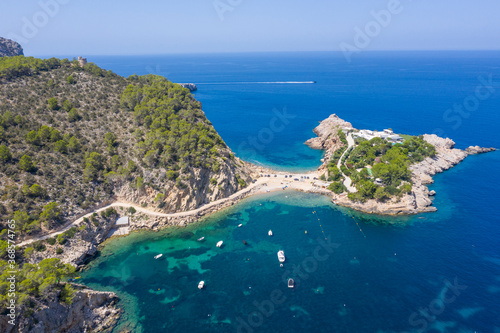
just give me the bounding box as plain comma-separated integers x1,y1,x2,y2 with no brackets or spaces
1,0,499,56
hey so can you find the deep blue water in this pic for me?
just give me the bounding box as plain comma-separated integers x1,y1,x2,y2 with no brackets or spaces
77,52,500,332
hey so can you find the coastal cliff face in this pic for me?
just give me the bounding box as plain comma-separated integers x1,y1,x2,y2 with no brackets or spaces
114,156,255,214
0,287,120,333
0,37,24,57
307,114,496,215
305,114,353,168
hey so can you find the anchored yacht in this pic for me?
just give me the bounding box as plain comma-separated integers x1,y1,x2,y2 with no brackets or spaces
277,250,285,263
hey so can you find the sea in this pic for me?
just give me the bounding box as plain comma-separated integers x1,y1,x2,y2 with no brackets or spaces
73,51,500,333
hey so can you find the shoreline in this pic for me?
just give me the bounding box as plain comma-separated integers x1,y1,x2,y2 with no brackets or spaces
17,114,497,266
18,131,496,253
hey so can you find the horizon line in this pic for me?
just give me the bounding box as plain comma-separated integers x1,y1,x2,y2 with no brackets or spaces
29,49,500,58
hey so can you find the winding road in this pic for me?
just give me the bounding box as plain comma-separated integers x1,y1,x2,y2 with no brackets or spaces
17,170,322,247
337,133,357,193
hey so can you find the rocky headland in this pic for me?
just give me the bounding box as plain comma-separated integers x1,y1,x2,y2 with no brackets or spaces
306,114,496,215
0,37,24,57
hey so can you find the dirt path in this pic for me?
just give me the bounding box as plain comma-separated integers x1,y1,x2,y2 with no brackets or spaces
336,133,357,193
17,170,325,247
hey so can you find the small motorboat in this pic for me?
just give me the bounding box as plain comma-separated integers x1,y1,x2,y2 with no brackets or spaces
288,278,294,288
242,240,248,246
216,241,223,248
268,230,273,236
198,281,205,289
154,254,163,259
238,224,243,227
197,237,205,241
277,250,285,263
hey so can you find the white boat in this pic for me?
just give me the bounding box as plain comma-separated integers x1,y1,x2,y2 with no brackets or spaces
197,237,205,241
268,230,273,236
288,278,294,288
154,254,163,259
216,241,223,248
277,250,285,263
238,224,243,227
198,281,205,289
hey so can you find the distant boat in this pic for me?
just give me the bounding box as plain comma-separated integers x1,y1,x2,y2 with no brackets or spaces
242,240,248,246
216,241,223,248
268,230,273,236
277,250,285,263
288,278,294,288
154,254,163,259
198,281,205,289
197,237,205,241
238,224,243,227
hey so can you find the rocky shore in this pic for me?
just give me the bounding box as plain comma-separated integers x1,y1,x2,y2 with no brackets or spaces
307,114,496,215
0,286,120,333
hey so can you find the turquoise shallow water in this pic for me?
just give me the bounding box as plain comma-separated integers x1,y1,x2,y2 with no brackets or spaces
77,52,500,332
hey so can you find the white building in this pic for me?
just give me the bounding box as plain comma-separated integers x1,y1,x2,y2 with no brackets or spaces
353,128,404,143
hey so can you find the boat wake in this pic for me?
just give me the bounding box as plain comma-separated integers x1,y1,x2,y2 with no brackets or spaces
196,81,316,85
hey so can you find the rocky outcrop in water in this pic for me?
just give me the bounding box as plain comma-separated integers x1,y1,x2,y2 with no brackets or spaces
465,145,497,155
0,37,24,57
179,83,197,91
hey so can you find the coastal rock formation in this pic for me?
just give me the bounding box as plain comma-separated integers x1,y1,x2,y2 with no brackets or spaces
114,158,255,214
305,114,353,167
0,287,120,333
27,210,119,267
465,145,497,155
0,37,24,57
309,115,496,215
179,83,197,91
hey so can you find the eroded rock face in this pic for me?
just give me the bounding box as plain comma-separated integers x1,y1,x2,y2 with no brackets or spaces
0,37,24,57
305,114,353,170
305,114,353,150
114,157,255,214
0,288,120,333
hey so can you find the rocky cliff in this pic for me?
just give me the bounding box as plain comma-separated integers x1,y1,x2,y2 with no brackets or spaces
305,114,353,169
0,286,120,333
0,37,24,57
